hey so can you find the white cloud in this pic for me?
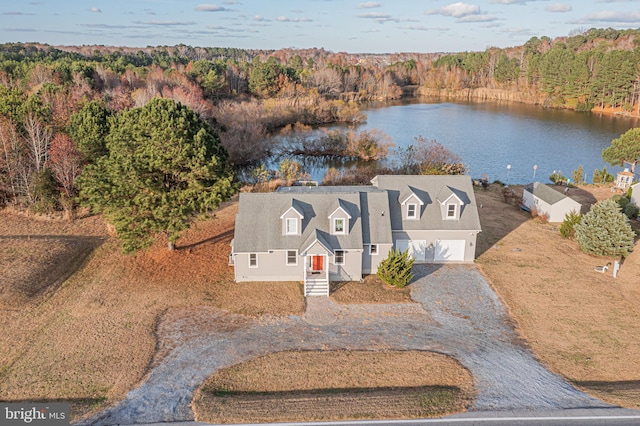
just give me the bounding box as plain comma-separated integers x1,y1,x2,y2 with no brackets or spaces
357,12,398,22
457,14,498,22
426,2,481,18
253,15,264,21
546,3,572,12
90,7,102,13
134,20,197,26
194,4,228,12
358,2,382,8
276,16,312,22
571,10,640,24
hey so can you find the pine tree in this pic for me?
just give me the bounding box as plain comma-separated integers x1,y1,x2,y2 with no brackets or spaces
574,199,635,257
77,98,235,253
377,248,415,288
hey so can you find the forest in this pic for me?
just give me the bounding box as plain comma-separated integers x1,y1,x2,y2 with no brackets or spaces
1,27,640,214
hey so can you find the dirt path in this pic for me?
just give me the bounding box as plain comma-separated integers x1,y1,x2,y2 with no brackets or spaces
81,265,608,425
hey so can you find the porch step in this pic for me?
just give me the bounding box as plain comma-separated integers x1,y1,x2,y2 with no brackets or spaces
305,280,329,297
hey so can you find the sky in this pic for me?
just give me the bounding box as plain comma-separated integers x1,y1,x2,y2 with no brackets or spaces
2,0,640,54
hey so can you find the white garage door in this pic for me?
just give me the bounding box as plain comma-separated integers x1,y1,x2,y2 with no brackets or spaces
396,239,426,261
435,240,465,262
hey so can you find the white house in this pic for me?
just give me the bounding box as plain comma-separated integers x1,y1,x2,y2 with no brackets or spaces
631,182,640,208
522,182,582,222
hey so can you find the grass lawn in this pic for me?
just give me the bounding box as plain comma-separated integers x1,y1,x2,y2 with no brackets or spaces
474,183,640,409
193,351,473,423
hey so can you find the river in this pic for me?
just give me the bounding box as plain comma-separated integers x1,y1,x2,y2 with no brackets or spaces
272,99,640,185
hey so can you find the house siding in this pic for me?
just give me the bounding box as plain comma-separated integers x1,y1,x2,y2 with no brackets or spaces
329,250,363,281
362,243,393,274
234,251,304,282
630,184,640,208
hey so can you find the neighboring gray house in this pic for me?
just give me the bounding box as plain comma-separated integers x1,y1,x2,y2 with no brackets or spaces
231,175,481,296
631,182,640,208
522,182,582,222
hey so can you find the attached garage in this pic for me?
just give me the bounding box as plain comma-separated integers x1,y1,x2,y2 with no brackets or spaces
434,240,465,262
396,239,427,261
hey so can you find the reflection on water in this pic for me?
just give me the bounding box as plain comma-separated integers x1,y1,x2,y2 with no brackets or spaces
266,99,640,184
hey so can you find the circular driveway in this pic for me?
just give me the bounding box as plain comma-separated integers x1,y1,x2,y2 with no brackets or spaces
83,265,608,425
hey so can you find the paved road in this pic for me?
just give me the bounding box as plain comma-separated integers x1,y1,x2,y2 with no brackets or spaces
80,265,625,426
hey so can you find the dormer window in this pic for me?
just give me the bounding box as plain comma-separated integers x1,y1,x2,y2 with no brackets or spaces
285,218,298,235
446,203,457,219
407,203,417,219
328,199,352,235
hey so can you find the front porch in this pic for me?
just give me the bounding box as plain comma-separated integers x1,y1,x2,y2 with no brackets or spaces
304,254,329,296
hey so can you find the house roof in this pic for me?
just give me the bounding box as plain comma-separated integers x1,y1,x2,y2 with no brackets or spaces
524,182,575,205
371,175,481,232
234,189,392,254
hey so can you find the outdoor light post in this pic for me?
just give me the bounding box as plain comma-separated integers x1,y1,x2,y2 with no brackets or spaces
507,164,511,184
533,164,537,179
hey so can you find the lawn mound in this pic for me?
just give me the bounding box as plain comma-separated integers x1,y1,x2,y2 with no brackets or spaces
193,350,474,423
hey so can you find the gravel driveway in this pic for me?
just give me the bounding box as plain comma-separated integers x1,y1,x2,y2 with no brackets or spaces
82,264,608,425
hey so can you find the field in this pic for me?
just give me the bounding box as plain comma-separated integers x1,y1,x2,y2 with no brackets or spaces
1,182,639,422
474,183,640,408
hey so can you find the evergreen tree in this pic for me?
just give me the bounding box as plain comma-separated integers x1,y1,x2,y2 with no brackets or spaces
77,98,235,253
68,100,112,163
377,248,415,288
602,128,640,173
574,199,635,257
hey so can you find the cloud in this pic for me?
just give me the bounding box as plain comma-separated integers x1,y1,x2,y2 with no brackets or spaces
276,16,312,22
133,20,197,26
426,2,481,18
546,3,572,12
2,11,37,15
194,4,228,12
490,0,546,4
570,10,640,24
458,14,499,22
253,15,265,21
399,25,450,32
596,0,636,3
90,7,102,13
223,0,241,3
357,12,398,23
358,2,382,8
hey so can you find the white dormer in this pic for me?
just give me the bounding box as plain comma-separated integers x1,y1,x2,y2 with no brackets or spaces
328,199,352,235
436,186,464,221
280,199,304,235
399,187,425,220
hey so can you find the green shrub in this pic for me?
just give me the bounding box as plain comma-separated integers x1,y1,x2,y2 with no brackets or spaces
571,165,584,184
574,199,635,257
549,171,567,185
625,203,639,219
377,248,415,288
593,166,614,184
559,210,582,238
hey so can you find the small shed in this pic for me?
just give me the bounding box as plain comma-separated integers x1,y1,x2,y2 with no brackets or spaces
631,182,640,208
615,169,635,191
522,182,582,222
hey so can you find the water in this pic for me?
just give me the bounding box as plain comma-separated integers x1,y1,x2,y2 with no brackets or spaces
272,99,640,184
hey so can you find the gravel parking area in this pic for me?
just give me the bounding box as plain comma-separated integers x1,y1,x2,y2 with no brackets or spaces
81,265,608,425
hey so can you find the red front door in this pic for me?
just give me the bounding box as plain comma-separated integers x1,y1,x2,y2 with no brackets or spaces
312,255,324,271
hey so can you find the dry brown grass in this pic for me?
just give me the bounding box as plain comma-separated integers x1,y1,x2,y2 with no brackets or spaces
331,274,412,304
193,350,474,423
475,183,640,409
0,202,305,421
